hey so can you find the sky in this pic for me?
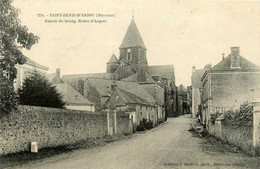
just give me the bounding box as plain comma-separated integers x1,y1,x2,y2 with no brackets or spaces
13,0,260,86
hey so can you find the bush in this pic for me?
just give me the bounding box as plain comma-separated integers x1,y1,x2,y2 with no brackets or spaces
223,102,253,125
136,118,154,131
18,71,66,108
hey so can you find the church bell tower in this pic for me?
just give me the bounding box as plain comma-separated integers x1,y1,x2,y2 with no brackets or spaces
119,18,147,71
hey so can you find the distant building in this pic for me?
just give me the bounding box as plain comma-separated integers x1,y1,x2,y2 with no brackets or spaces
191,64,211,118
201,47,260,129
14,56,49,91
177,85,191,115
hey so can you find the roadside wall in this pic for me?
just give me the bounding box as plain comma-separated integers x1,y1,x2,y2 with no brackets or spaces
0,105,131,155
209,121,253,155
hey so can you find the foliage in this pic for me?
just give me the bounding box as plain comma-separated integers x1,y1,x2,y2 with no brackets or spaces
210,111,222,124
18,71,66,108
136,118,154,131
222,102,253,126
0,0,39,113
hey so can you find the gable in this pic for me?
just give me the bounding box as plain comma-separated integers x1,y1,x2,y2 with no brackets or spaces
211,54,260,72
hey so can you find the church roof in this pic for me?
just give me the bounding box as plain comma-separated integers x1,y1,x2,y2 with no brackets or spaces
107,54,119,63
119,19,146,49
210,54,260,72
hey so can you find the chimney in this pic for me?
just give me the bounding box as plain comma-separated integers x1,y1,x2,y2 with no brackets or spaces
230,47,240,68
56,68,60,77
192,66,196,72
231,47,240,56
222,53,225,61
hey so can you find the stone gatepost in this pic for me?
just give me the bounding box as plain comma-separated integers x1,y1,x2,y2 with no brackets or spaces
253,98,260,156
113,109,117,135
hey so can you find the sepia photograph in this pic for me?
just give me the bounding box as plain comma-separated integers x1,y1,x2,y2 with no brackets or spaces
0,0,260,168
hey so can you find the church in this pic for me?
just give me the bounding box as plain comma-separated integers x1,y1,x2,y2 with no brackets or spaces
60,17,178,125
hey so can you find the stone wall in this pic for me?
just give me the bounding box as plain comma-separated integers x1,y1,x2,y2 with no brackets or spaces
209,120,254,155
0,105,132,155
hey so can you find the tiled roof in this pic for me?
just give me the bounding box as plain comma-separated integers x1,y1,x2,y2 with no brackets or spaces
104,88,153,108
148,65,175,80
122,72,156,83
62,73,113,82
24,56,49,70
107,54,119,63
54,82,93,105
211,54,260,71
85,78,156,104
119,19,146,49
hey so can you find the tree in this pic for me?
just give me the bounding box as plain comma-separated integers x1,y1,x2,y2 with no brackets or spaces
0,0,39,113
18,71,66,108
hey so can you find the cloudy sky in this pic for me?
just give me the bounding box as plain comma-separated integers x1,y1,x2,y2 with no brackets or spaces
13,0,260,86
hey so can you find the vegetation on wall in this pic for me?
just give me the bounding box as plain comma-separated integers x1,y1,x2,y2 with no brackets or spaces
222,102,253,125
18,71,66,108
0,0,39,113
210,103,253,125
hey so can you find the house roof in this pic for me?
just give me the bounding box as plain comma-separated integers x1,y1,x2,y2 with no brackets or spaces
85,77,156,104
62,73,113,83
107,54,119,63
104,88,153,108
121,72,156,83
54,82,93,105
211,54,260,71
119,18,146,49
192,69,206,88
148,65,175,80
24,56,49,70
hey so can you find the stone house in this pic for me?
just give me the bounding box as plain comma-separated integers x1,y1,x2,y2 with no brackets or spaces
103,88,157,131
201,47,260,129
14,56,49,91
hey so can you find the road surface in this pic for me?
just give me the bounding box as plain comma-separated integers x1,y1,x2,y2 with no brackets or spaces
18,115,259,169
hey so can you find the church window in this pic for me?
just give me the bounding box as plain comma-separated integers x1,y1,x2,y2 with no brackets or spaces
127,48,131,61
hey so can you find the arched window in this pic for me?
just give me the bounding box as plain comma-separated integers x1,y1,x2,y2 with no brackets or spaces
127,48,131,61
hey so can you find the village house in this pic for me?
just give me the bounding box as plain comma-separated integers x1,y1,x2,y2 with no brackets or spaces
62,17,177,123
191,64,211,118
14,56,49,91
201,47,260,129
103,88,157,131
47,69,95,111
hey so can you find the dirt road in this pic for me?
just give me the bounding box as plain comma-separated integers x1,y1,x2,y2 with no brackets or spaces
18,115,259,169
